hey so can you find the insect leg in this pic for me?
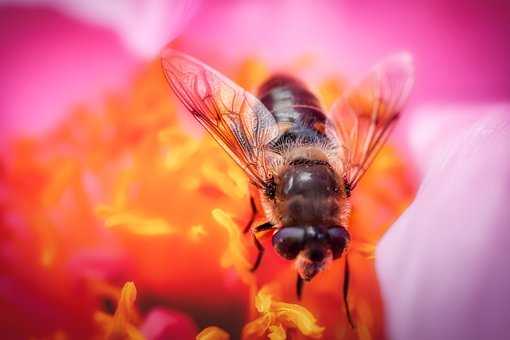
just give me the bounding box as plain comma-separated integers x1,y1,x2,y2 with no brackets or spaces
254,221,273,233
296,274,304,300
343,255,355,329
249,222,274,272
243,196,258,234
249,233,265,272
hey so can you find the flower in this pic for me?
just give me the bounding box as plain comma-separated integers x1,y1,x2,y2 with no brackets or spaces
0,53,412,339
377,108,510,339
2,1,509,339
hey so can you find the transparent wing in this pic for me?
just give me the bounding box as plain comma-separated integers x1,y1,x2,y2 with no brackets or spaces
328,53,414,190
161,48,280,188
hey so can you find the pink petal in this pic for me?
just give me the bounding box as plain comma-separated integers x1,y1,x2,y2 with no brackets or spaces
377,107,510,339
0,6,139,141
141,308,198,340
180,1,510,102
406,104,510,176
3,0,200,58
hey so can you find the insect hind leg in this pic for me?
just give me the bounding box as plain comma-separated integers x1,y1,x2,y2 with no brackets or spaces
343,255,355,328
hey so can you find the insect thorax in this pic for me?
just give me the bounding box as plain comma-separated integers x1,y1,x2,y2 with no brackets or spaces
260,149,351,229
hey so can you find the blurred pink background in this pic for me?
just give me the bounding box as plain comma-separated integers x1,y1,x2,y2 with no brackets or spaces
1,0,509,142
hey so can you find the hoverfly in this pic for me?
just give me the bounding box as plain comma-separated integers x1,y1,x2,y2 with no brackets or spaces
161,49,414,327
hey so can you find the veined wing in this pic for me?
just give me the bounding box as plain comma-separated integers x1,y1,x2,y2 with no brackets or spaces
327,53,414,189
161,48,280,189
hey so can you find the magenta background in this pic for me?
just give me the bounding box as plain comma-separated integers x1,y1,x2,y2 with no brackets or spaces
180,0,510,103
0,6,141,142
1,0,510,144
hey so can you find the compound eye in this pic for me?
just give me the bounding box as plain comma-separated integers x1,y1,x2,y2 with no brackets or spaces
272,227,305,260
328,226,350,259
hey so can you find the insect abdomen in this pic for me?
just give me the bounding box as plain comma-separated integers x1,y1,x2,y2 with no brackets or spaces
258,75,328,149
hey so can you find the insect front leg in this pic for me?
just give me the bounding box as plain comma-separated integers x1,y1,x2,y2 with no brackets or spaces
296,274,304,300
249,221,274,272
243,196,258,234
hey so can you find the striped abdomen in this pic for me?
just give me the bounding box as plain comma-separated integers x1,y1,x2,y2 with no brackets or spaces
257,75,329,150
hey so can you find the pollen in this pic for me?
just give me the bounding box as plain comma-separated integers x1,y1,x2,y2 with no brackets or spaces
243,288,325,340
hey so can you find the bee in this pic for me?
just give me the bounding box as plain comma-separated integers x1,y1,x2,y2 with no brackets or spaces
161,49,414,327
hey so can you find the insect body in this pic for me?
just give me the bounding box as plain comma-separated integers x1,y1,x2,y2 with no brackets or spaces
161,49,414,327
257,75,351,281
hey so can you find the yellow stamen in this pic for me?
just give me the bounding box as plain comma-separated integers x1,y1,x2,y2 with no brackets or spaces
202,163,246,199
97,205,175,236
196,326,230,340
212,209,250,270
160,128,201,172
95,281,143,340
211,208,256,289
243,288,324,339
